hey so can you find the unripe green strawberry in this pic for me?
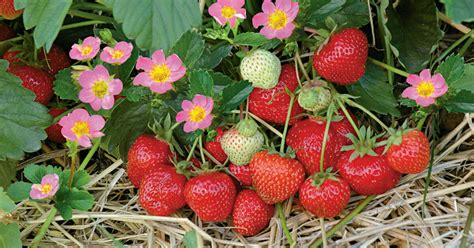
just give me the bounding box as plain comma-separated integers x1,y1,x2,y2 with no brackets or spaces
240,49,281,89
221,123,264,166
297,86,332,112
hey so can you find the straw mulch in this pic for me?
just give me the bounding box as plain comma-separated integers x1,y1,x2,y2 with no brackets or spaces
11,113,474,247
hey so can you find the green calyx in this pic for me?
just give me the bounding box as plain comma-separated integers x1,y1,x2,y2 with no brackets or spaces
98,28,116,46
314,17,339,54
149,114,184,156
341,126,386,162
383,120,414,154
236,118,259,137
267,144,296,159
310,168,339,188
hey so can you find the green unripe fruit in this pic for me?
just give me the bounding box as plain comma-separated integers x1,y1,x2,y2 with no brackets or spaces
240,50,281,89
298,86,332,112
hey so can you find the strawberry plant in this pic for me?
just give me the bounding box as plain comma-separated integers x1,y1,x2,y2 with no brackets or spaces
0,0,473,247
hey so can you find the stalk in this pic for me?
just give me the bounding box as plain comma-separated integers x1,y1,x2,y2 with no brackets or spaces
78,138,101,171
31,207,58,248
368,58,410,77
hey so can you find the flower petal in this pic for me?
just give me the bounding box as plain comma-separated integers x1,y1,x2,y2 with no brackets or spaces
89,115,106,131
176,111,189,123
416,97,435,107
133,72,152,87
262,0,275,13
406,74,421,86
136,56,154,71
152,50,166,65
252,12,268,28
419,69,432,82
275,23,295,39
401,86,418,100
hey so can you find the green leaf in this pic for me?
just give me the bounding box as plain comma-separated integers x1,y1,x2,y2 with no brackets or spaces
444,90,474,113
219,80,253,113
7,182,32,202
303,0,368,29
210,71,236,95
14,0,72,51
121,86,151,102
104,100,159,160
451,64,474,93
195,45,232,70
233,32,268,47
330,0,369,29
0,60,52,160
346,64,400,116
386,0,442,73
436,55,465,86
53,69,80,101
64,170,90,189
0,223,21,248
304,0,346,29
55,188,94,220
24,164,46,184
183,230,198,248
105,0,201,51
442,0,474,23
0,159,17,189
188,70,214,97
0,187,16,213
171,30,205,69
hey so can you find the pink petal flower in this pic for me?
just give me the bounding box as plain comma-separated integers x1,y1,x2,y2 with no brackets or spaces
402,69,448,107
58,108,106,148
69,36,101,61
30,174,59,199
175,94,214,133
252,0,299,39
208,0,246,27
100,41,133,65
78,65,123,111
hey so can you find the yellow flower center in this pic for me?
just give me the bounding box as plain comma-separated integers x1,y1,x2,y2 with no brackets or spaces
416,81,435,98
72,121,90,138
268,10,288,30
150,64,171,83
221,6,236,19
189,106,206,122
40,183,52,194
80,46,93,56
92,80,109,99
111,50,124,59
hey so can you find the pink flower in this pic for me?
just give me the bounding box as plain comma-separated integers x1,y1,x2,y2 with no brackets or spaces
133,50,186,94
30,174,59,199
208,0,246,27
59,109,105,148
252,0,299,39
176,95,214,133
100,41,133,65
78,65,123,111
402,69,448,107
69,36,101,61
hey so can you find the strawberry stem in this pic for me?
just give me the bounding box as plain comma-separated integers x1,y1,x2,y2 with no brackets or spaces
245,97,250,120
280,93,296,153
78,138,101,171
277,203,295,246
319,104,334,173
345,98,390,132
186,136,200,162
30,207,58,248
310,195,376,247
198,135,206,164
336,99,363,140
367,57,410,77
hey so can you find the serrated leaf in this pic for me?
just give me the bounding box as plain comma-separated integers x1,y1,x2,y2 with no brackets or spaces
171,30,205,69
7,182,32,202
330,0,369,29
209,71,236,95
195,45,232,70
444,90,474,113
55,188,94,220
0,159,17,189
188,70,214,97
451,64,474,93
220,80,253,112
386,0,442,73
24,164,47,184
61,170,90,189
0,187,16,213
0,223,21,248
121,86,151,102
304,0,346,29
0,60,52,160
442,0,474,23
436,55,465,86
346,64,400,116
14,0,72,51
233,32,268,47
104,0,201,51
53,69,80,101
183,230,198,248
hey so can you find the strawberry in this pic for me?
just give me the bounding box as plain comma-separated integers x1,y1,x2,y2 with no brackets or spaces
248,64,304,125
240,49,281,89
250,151,305,204
386,129,430,174
204,127,227,163
221,119,264,166
127,134,172,188
184,172,236,222
299,174,351,218
0,0,22,20
45,107,67,143
0,24,15,41
297,85,332,113
229,163,252,186
337,127,400,195
331,109,357,157
38,44,71,76
139,166,187,216
232,189,274,236
8,65,53,105
312,28,368,85
286,118,339,175
2,49,20,64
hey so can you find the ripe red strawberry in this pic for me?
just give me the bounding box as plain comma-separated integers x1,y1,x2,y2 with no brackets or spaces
2,49,20,64
386,129,430,174
312,28,368,85
184,172,236,222
332,109,357,155
338,146,400,195
127,134,172,188
249,64,304,125
204,127,227,163
232,189,274,236
38,44,71,76
45,107,67,143
0,0,22,20
250,151,305,204
299,176,351,218
0,24,15,41
139,166,187,216
8,65,53,105
286,118,339,175
229,163,252,186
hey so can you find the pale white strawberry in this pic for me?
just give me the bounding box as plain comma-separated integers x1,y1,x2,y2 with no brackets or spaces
240,49,281,89
221,119,264,165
